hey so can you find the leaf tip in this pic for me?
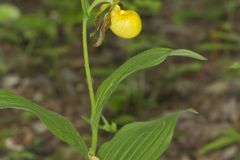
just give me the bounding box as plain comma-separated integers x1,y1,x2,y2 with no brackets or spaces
175,108,198,117
186,108,199,114
200,56,208,61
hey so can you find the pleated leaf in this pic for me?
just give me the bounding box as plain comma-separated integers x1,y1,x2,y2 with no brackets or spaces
93,48,206,129
98,110,194,160
0,89,88,158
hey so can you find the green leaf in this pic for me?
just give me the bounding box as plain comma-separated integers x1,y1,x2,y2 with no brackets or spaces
0,89,88,158
230,61,240,69
197,129,240,155
98,110,195,160
93,48,206,129
197,137,239,155
101,116,117,133
81,0,89,17
0,3,21,22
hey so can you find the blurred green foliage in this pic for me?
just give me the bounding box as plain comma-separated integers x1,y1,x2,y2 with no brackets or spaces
0,1,82,49
122,0,162,15
43,0,82,41
172,0,240,25
197,129,240,155
0,129,13,148
0,3,21,22
166,62,203,79
8,151,35,160
230,62,240,69
124,34,172,54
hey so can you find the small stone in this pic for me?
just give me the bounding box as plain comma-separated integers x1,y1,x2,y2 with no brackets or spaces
2,75,20,88
222,146,238,160
33,92,44,102
180,155,191,160
5,137,24,151
32,121,48,134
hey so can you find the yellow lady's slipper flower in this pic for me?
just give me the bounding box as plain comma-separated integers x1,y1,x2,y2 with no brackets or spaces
110,5,142,39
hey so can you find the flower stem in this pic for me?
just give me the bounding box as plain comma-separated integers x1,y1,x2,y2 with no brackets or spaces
88,0,112,14
82,18,95,116
82,18,98,155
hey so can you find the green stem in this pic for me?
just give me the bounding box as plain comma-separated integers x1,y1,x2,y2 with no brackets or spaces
88,0,112,14
82,18,95,116
82,18,98,155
